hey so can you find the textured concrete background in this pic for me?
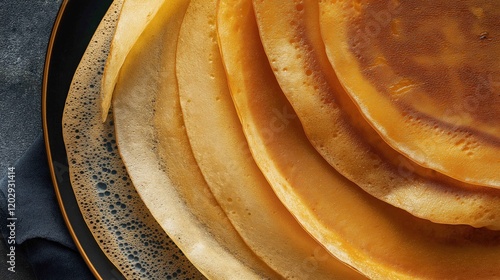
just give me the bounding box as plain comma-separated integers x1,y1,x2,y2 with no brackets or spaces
0,0,62,279
0,0,61,176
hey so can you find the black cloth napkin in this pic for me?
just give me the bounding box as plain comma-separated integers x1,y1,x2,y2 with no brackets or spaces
0,134,94,279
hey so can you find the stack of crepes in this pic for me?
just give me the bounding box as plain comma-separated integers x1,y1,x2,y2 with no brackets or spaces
79,0,500,278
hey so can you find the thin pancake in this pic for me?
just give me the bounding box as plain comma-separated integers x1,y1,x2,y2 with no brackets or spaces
63,1,203,277
112,1,278,278
227,1,500,278
319,0,500,188
100,0,169,121
253,0,500,228
176,0,360,278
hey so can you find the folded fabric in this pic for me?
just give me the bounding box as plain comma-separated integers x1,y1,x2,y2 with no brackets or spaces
0,134,93,279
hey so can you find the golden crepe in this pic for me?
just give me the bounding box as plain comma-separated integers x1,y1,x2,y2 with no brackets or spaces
111,0,279,278
174,0,363,278
63,0,500,278
100,0,169,121
62,1,203,278
319,0,500,188
218,1,500,278
253,0,500,229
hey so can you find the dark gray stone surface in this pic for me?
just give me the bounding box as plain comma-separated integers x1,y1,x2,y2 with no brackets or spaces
0,0,61,178
0,0,62,279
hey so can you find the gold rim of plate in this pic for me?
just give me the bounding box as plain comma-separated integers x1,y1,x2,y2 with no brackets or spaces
42,1,105,279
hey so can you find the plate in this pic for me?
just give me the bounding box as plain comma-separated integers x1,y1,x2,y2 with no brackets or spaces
42,1,202,279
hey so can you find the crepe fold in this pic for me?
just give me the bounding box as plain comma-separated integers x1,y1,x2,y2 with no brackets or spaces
100,0,171,122
171,0,364,278
112,0,278,278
